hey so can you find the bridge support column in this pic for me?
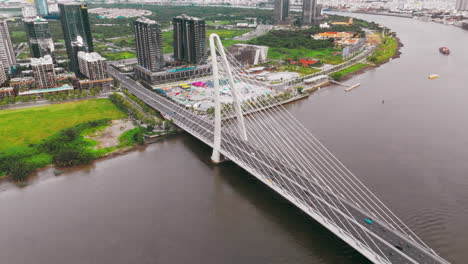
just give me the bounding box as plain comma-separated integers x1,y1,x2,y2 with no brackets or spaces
209,34,247,163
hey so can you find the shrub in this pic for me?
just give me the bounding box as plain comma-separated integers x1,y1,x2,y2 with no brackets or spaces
53,149,94,167
8,160,35,182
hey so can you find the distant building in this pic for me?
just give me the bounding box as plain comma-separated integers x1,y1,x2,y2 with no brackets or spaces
227,44,269,67
18,84,74,97
462,21,468,30
0,20,17,72
320,22,331,29
134,17,165,73
59,3,94,74
31,55,57,89
173,14,207,64
22,6,37,18
10,76,36,91
77,51,111,89
274,0,290,25
312,32,354,40
302,0,322,25
331,18,354,26
0,87,14,98
456,0,468,11
24,17,55,58
0,61,6,85
134,65,212,85
35,0,49,17
77,52,108,80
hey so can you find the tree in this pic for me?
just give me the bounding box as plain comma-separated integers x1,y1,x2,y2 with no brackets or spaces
295,86,304,94
61,128,79,141
133,131,145,145
8,160,34,182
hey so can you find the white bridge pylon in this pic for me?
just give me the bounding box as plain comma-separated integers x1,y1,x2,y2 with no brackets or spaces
209,33,247,163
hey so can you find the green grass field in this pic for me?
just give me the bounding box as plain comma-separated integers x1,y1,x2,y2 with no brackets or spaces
278,65,321,76
268,47,344,65
0,99,126,152
102,51,137,60
207,28,250,40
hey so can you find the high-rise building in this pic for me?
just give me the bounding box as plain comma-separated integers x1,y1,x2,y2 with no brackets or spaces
134,17,164,72
24,17,55,58
77,52,108,80
59,3,93,74
274,0,290,25
173,14,206,65
0,20,16,72
35,0,49,17
302,0,322,25
31,55,57,88
456,0,468,11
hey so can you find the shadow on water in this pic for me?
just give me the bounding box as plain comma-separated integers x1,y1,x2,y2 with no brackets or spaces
180,134,371,264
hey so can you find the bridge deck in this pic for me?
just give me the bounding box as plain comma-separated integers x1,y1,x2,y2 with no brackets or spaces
110,67,449,264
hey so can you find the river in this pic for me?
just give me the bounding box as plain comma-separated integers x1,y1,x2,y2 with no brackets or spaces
1,14,467,264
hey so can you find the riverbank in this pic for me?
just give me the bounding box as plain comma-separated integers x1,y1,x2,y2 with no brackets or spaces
0,98,176,184
327,34,402,82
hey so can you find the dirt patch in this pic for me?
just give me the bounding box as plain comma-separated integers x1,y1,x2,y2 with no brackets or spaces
89,119,135,149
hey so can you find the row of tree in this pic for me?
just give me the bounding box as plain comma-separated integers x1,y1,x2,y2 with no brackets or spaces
0,88,103,107
109,92,161,129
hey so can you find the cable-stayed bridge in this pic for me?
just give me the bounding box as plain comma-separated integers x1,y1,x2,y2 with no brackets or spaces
109,34,450,264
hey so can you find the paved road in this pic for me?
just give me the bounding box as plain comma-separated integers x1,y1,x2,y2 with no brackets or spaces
233,25,273,41
110,67,449,264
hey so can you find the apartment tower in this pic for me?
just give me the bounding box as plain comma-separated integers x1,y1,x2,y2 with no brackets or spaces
134,17,165,72
302,0,322,25
0,21,16,72
77,51,108,80
31,55,57,88
274,0,290,25
173,14,206,65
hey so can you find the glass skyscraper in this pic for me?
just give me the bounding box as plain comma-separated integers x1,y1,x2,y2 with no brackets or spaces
24,18,55,58
58,3,93,73
34,0,49,17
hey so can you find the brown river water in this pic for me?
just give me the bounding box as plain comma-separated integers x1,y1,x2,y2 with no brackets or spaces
1,14,467,264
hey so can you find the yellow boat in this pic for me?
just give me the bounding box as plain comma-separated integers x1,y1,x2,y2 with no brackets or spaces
428,74,440,79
